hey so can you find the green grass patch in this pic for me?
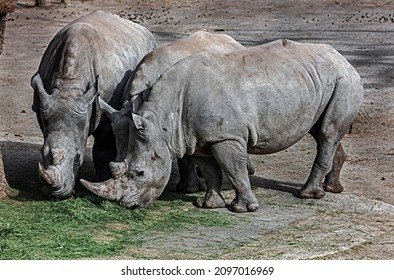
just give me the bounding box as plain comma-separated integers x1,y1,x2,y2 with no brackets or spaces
0,190,236,259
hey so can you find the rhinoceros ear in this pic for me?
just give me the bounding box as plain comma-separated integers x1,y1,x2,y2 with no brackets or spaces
132,113,148,131
130,94,144,113
31,72,50,105
81,75,99,105
98,95,118,118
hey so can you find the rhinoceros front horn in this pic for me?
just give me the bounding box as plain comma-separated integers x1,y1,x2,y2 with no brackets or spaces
80,179,117,201
38,162,60,187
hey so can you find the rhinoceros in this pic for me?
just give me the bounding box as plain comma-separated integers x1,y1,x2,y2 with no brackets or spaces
30,10,156,199
97,30,249,193
81,39,363,212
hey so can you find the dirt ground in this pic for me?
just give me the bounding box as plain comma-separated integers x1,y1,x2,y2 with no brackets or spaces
0,0,393,259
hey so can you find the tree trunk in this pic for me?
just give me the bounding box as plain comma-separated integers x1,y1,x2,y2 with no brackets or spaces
0,150,9,199
36,0,51,7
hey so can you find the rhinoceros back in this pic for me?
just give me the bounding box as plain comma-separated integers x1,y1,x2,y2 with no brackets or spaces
127,30,244,99
36,10,156,109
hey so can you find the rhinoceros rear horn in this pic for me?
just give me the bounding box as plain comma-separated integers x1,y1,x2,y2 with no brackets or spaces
130,94,144,113
31,73,50,104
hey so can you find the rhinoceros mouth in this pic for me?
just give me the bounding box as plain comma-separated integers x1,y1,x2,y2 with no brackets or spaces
41,184,74,200
118,195,153,209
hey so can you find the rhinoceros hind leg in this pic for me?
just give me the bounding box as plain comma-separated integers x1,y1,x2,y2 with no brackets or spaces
176,156,203,194
298,138,339,199
211,140,259,213
323,143,346,193
300,76,359,199
192,156,226,209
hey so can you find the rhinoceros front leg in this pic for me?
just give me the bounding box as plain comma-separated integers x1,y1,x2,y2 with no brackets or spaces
92,119,117,181
211,140,259,213
175,156,203,193
191,156,226,209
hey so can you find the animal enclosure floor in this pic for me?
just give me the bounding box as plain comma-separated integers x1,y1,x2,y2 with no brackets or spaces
0,0,393,259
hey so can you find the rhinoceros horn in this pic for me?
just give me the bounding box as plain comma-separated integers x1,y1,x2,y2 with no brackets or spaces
80,179,118,201
109,161,127,178
38,162,62,187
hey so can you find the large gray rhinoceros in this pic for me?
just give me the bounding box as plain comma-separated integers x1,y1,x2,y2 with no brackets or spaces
81,39,363,213
30,10,156,199
96,30,247,193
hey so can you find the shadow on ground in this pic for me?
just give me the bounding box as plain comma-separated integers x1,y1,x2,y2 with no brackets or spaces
1,140,302,204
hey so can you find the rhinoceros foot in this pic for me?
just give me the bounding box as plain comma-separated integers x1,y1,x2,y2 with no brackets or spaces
298,187,326,199
323,182,344,193
230,195,259,213
195,189,226,209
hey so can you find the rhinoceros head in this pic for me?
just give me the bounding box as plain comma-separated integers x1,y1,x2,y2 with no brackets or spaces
31,73,98,199
81,111,172,209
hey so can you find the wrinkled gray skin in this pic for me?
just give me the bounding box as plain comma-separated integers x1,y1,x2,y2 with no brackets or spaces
96,30,251,194
81,39,363,212
31,11,156,199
